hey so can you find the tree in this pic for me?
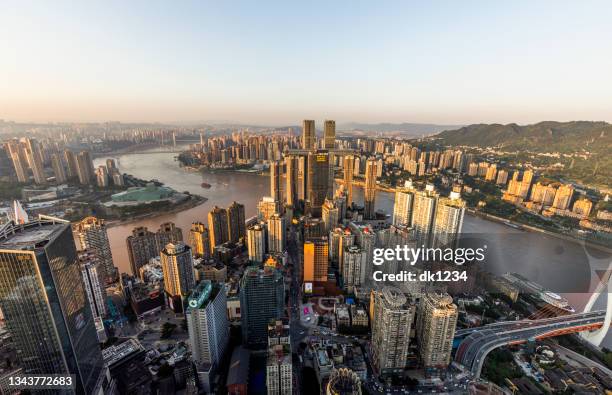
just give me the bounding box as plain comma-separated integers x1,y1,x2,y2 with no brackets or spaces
160,322,177,339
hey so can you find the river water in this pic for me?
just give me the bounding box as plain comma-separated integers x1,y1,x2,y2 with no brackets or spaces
95,147,611,345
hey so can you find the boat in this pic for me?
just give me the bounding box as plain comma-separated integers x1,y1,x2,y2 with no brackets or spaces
201,183,211,189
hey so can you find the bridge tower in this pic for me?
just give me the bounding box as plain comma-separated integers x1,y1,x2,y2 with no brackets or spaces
580,263,612,346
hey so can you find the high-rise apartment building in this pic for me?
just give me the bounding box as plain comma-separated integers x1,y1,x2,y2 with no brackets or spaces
302,120,316,150
412,185,439,247
364,158,377,219
323,120,335,150
76,150,95,185
74,216,116,282
227,201,246,243
208,206,229,248
0,217,104,393
573,198,593,217
306,151,330,217
496,169,509,186
267,214,286,254
417,293,458,369
392,181,415,226
342,245,366,291
240,266,285,348
553,184,574,210
161,243,195,305
187,281,229,393
78,250,108,319
322,199,339,232
189,222,211,258
51,153,67,183
304,238,329,283
126,226,159,275
370,287,415,375
6,140,28,183
156,221,183,248
247,223,266,263
270,161,282,202
266,321,292,395
22,138,46,184
64,149,79,179
432,192,465,248
285,154,298,207
343,155,355,205
95,165,109,187
257,197,281,222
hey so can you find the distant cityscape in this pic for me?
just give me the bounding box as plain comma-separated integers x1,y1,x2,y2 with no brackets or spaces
0,119,610,395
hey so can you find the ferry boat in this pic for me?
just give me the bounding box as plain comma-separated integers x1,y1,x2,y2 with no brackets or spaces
503,272,575,313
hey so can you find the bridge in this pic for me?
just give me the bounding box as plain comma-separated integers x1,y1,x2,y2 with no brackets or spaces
455,264,612,378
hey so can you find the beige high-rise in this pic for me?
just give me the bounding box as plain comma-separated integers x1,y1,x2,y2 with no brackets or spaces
417,293,458,368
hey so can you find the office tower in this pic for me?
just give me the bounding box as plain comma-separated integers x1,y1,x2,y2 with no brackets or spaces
342,246,366,291
322,199,339,232
392,181,415,226
74,216,116,282
161,243,195,307
6,140,28,183
157,222,183,248
432,191,465,248
22,138,46,184
417,293,458,368
285,154,298,207
189,222,211,258
266,321,292,395
573,198,593,217
0,217,104,393
297,154,308,201
76,150,95,185
496,169,509,186
126,226,159,275
257,197,281,222
343,155,355,206
326,368,362,395
364,158,377,219
267,214,286,254
303,238,329,283
64,149,79,179
324,120,336,149
240,266,285,348
370,287,415,374
306,150,329,217
553,184,574,210
227,201,246,243
95,165,109,187
187,281,229,392
247,223,266,263
78,250,108,319
270,161,281,202
51,153,67,183
302,119,316,150
412,185,439,247
208,206,229,248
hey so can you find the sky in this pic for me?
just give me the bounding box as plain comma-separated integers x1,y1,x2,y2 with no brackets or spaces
1,0,612,125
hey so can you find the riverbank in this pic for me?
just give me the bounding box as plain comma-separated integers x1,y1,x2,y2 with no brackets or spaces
104,194,208,228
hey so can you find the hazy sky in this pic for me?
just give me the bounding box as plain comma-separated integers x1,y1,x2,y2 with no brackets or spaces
1,1,611,125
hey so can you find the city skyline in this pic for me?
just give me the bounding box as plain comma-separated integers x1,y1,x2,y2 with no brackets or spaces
2,1,612,124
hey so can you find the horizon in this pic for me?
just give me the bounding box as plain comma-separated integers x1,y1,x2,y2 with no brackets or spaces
2,1,612,124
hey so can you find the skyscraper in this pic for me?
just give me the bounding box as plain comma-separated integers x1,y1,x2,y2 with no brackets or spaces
553,184,574,210
240,266,285,348
303,238,329,283
267,213,286,254
258,197,281,222
76,150,95,185
432,192,465,248
302,119,316,150
343,155,355,206
208,206,229,248
285,154,298,208
247,223,266,263
412,185,439,247
0,217,104,393
156,221,183,248
6,140,28,183
95,165,109,187
227,201,246,243
322,199,339,232
22,138,46,184
187,281,229,393
161,243,195,309
364,158,377,219
416,293,458,369
370,287,415,375
51,153,67,183
74,216,116,282
79,250,107,319
306,150,329,217
64,149,79,179
126,226,159,275
270,161,281,202
342,245,366,291
392,181,415,226
323,120,335,150
189,222,211,258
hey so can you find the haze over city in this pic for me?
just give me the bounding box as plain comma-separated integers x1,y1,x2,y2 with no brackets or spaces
2,0,612,125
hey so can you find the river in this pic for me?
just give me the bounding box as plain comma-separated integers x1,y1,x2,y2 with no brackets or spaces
95,147,611,345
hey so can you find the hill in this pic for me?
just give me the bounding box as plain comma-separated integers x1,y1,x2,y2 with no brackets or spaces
339,122,462,137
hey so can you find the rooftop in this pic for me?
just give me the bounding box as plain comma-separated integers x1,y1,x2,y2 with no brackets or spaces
102,338,145,368
0,218,68,251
